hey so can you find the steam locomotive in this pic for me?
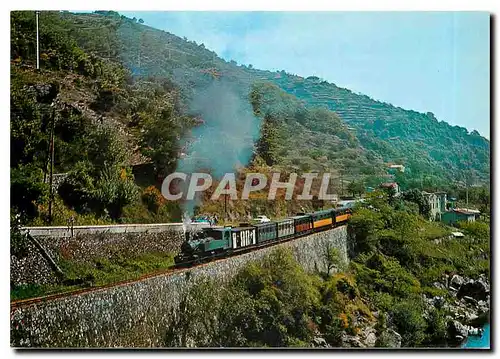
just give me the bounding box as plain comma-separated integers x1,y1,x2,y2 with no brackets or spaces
174,207,352,265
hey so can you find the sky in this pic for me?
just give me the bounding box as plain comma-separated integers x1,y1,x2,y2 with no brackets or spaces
122,11,490,138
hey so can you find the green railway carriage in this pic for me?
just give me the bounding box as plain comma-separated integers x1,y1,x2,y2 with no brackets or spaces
255,222,278,244
277,218,294,239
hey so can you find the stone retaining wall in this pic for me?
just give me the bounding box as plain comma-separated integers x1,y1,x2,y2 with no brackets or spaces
11,223,207,286
10,226,348,348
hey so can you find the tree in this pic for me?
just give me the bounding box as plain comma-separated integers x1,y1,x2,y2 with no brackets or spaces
164,248,321,347
233,248,320,346
86,124,126,175
424,308,448,346
255,114,282,166
347,180,364,197
391,211,418,241
391,299,427,346
348,208,385,255
93,166,138,219
323,244,345,276
402,189,431,218
10,75,50,168
59,162,138,219
140,110,184,178
11,164,49,221
57,160,95,212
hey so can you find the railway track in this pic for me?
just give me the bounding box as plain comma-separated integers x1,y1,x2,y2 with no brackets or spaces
11,225,345,311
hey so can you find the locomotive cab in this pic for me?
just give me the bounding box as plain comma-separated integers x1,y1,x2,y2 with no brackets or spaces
175,227,232,264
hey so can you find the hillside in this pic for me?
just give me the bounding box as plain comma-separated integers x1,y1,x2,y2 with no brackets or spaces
10,11,490,225
11,11,195,224
269,74,490,182
55,10,489,184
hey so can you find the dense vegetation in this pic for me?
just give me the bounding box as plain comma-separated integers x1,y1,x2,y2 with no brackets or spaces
163,190,489,348
249,82,371,173
55,10,489,184
271,75,490,184
11,11,195,225
10,11,490,225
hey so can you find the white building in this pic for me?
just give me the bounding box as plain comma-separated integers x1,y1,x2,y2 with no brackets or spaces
388,164,405,173
422,191,447,221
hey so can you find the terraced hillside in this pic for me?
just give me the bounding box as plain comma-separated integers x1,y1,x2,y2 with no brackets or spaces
13,11,490,194
55,11,489,185
266,74,490,182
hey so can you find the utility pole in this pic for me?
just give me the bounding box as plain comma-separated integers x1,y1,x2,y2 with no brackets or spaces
43,134,51,183
463,171,470,208
224,181,229,219
466,182,469,208
48,107,56,223
224,194,227,218
340,171,344,197
36,11,40,70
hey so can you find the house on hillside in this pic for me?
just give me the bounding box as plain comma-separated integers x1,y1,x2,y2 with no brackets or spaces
423,191,447,221
441,208,481,226
379,182,400,196
387,164,405,174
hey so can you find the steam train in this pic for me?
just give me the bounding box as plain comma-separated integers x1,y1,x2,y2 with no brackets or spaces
174,207,352,265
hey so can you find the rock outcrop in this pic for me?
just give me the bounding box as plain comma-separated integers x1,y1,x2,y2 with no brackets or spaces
425,273,490,346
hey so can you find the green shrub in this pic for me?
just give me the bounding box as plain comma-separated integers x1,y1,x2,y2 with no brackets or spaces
390,299,427,347
424,308,448,346
58,160,95,212
456,220,490,239
11,164,49,221
141,185,165,213
93,167,138,219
